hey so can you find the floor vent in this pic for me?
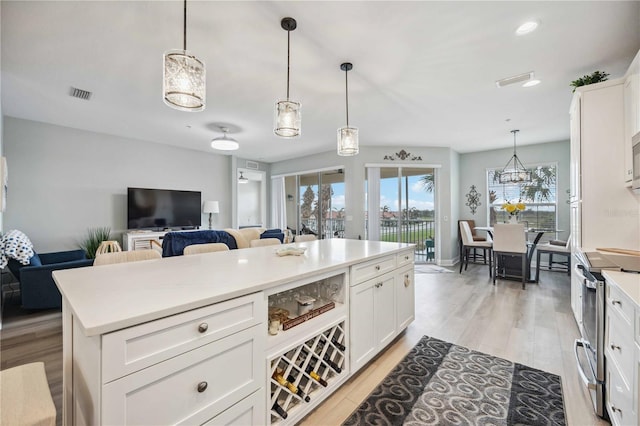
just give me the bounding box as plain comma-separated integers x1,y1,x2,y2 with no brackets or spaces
70,87,92,100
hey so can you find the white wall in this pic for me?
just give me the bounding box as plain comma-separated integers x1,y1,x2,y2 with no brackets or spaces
458,140,571,240
3,117,232,252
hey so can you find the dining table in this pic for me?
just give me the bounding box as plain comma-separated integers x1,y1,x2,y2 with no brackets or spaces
475,226,563,283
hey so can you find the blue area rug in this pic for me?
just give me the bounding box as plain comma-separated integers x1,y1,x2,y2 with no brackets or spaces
343,336,566,425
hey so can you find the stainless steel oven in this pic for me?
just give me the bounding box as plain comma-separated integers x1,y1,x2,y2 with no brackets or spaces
573,255,607,418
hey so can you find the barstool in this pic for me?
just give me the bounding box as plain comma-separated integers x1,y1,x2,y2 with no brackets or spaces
0,362,56,426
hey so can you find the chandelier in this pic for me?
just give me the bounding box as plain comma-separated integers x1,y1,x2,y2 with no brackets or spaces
498,130,531,184
163,0,206,112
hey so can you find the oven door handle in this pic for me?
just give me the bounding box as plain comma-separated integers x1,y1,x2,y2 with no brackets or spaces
574,339,597,390
574,264,597,289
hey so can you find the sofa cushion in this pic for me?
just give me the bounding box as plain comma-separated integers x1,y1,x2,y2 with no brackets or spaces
29,253,42,267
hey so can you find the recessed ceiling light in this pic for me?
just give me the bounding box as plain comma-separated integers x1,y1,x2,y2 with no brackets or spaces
516,21,539,35
522,79,541,87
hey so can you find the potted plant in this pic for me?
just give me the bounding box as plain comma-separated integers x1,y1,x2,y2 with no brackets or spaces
81,227,112,259
570,71,609,92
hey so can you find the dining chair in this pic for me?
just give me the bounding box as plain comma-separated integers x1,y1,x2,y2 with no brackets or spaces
492,223,527,289
183,242,230,255
0,362,56,426
535,235,571,281
250,238,282,248
294,235,317,242
94,249,161,266
458,220,489,263
459,221,492,276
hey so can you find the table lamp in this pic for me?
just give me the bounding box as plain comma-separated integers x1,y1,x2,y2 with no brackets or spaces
203,201,219,230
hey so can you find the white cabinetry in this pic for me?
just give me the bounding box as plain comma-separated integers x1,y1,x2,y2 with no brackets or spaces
569,79,640,252
123,231,167,250
624,50,640,184
70,293,266,425
605,279,638,425
570,264,583,333
349,250,415,373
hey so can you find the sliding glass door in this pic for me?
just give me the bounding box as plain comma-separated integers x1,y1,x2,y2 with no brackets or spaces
367,166,436,263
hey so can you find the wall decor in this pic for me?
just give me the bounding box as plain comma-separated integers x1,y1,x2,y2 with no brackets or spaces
465,185,481,215
383,150,423,161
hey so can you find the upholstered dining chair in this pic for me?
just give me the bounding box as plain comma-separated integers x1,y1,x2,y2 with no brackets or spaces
458,219,489,263
492,223,527,289
249,238,281,248
183,243,230,255
94,249,161,266
294,235,317,242
459,221,492,276
535,235,571,281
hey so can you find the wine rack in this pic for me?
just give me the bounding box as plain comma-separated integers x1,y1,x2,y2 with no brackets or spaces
268,321,347,425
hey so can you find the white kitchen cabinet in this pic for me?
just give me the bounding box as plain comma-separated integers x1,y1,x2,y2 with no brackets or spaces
569,79,639,252
350,270,396,372
624,50,640,184
396,265,415,332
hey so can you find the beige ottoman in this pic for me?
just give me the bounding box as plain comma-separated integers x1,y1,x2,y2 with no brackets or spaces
0,362,56,426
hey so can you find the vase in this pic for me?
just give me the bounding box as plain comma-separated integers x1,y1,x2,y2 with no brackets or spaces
509,215,518,224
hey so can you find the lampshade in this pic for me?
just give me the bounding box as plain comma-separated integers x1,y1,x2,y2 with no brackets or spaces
274,17,301,138
337,62,359,156
203,200,219,214
498,130,532,184
163,0,205,112
211,127,239,151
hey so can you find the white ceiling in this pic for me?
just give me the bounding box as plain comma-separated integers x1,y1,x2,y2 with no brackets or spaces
2,1,639,162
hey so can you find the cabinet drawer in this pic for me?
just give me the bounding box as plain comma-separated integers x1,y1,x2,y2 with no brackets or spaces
351,255,396,286
397,251,414,268
608,284,634,328
606,311,635,388
102,325,264,425
203,388,264,426
607,361,634,426
102,292,265,383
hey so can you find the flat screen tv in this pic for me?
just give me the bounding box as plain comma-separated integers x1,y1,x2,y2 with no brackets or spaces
127,187,201,230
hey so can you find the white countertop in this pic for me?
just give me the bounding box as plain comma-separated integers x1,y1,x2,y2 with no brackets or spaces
603,270,640,305
53,239,413,337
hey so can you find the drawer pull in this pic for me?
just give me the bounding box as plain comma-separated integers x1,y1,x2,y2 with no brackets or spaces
611,405,621,413
197,381,208,393
404,274,410,287
198,323,209,333
610,344,621,351
612,300,622,306
404,255,409,260
375,265,381,271
375,282,383,288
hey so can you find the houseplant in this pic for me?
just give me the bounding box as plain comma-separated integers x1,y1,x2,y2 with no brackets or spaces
570,71,609,92
81,227,111,259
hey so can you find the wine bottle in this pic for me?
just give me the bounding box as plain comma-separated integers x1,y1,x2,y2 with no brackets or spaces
323,354,342,373
306,366,328,387
331,337,346,351
287,375,311,402
272,370,298,394
272,401,288,419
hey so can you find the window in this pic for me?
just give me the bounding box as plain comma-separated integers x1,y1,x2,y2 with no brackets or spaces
487,164,557,230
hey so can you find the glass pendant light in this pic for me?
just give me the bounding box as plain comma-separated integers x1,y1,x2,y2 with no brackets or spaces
337,62,358,156
163,0,206,112
274,17,301,138
498,130,532,183
211,127,239,151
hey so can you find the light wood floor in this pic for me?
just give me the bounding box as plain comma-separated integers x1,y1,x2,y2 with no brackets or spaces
0,264,609,426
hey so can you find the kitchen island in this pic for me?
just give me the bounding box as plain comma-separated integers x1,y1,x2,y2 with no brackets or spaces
53,239,415,425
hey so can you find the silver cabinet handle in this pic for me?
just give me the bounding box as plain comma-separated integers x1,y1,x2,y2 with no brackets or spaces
611,405,621,413
197,381,208,393
375,282,383,288
610,344,621,351
404,274,410,287
375,265,381,271
198,323,209,333
612,300,622,306
404,255,409,260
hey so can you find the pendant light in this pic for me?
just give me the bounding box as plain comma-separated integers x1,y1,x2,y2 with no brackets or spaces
337,62,358,156
238,172,249,184
163,0,206,112
211,127,239,151
498,130,531,183
274,17,301,138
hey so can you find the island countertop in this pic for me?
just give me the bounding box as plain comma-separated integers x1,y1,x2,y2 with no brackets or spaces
53,239,413,337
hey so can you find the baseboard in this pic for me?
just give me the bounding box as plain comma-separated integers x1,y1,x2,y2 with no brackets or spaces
439,257,458,267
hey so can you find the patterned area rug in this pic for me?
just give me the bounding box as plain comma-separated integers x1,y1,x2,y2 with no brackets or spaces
343,336,566,426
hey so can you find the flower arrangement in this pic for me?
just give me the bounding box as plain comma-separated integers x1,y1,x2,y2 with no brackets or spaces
501,200,526,217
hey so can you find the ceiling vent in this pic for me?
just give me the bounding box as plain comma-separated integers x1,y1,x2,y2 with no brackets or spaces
495,72,534,88
70,87,92,100
245,160,259,170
